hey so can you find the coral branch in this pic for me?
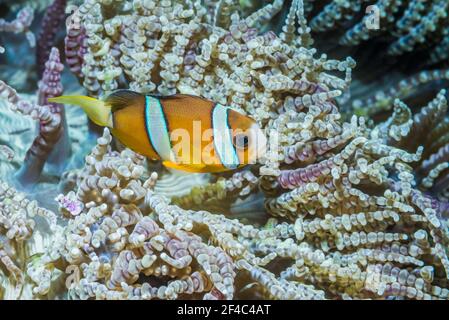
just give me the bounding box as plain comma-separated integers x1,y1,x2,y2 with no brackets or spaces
36,0,67,76
0,76,61,189
38,47,70,175
0,6,35,49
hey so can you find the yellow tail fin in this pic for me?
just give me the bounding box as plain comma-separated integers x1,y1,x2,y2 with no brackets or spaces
48,95,112,127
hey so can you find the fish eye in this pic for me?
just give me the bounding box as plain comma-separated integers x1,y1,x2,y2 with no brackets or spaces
233,133,249,150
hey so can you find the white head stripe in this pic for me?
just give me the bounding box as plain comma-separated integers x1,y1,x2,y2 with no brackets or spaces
212,104,239,169
145,96,176,162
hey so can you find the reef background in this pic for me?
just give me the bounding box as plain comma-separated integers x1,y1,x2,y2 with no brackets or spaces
1,0,449,300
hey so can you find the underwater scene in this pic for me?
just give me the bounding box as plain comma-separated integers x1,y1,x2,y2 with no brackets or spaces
0,0,449,301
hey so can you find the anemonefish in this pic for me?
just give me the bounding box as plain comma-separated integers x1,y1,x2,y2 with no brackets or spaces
49,90,266,173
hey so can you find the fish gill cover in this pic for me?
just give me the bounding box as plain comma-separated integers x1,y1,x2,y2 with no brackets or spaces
0,0,448,300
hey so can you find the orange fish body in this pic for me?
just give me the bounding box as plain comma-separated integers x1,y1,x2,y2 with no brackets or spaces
49,91,266,173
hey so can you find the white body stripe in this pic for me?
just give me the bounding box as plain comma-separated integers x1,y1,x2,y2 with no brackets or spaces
212,104,239,169
145,96,176,162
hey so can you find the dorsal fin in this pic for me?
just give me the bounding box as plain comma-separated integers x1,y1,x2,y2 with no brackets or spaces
106,90,144,112
149,93,202,101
